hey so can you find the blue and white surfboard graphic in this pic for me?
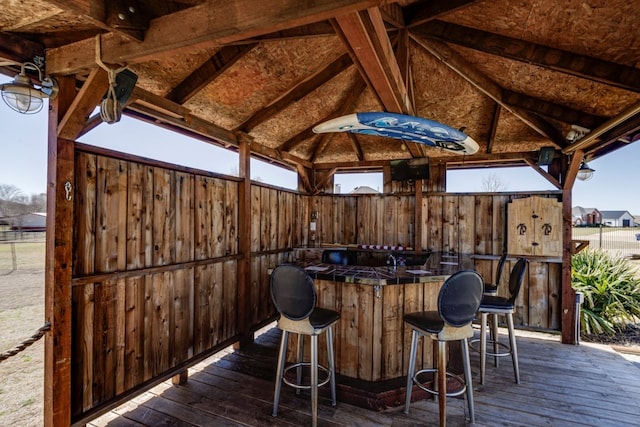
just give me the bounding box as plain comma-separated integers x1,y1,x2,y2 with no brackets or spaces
313,112,479,155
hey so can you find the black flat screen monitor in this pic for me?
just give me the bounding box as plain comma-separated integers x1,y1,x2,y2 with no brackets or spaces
390,158,430,181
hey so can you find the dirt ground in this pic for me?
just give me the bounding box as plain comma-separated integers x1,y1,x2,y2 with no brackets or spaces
0,241,638,427
0,241,45,427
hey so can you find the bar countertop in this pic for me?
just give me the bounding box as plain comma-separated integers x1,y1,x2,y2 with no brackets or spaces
298,251,475,286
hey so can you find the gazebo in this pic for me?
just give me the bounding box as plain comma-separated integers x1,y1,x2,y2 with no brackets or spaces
1,1,639,425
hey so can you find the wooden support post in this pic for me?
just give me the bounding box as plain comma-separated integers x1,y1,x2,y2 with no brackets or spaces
235,136,253,348
561,152,582,344
44,75,76,427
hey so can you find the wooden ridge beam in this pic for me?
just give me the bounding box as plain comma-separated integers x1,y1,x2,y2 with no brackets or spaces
411,34,565,147
237,53,353,132
47,0,385,75
167,44,256,104
415,20,640,93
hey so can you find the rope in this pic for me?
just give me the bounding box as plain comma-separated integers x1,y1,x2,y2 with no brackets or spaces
0,322,51,363
95,35,127,123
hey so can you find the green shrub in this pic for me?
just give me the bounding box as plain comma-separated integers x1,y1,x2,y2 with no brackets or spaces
571,249,640,335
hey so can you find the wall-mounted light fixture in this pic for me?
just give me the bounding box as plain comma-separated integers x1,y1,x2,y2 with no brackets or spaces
576,162,595,181
0,62,58,114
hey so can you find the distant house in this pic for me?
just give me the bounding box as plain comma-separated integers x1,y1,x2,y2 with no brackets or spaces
572,206,602,226
349,185,380,194
9,212,47,231
600,210,636,227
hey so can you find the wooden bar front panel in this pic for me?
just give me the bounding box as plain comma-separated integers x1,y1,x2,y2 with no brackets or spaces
289,279,444,382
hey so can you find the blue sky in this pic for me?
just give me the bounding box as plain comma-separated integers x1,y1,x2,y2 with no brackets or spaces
1,74,638,214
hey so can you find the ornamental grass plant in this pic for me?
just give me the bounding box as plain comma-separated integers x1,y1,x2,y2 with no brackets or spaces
572,249,640,336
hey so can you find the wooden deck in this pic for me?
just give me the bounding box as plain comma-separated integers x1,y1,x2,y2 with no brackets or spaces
89,324,640,427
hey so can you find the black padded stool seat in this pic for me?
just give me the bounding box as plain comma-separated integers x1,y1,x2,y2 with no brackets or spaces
270,264,340,427
403,270,483,427
477,257,527,385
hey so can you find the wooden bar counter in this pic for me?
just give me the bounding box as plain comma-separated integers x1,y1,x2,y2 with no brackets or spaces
290,252,475,385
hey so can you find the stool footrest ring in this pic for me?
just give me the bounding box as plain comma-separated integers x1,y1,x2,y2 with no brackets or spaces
282,362,331,390
412,368,467,398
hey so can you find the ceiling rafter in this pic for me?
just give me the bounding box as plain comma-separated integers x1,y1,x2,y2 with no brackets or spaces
236,53,354,132
222,21,336,45
411,34,566,147
333,8,413,115
416,20,640,93
333,7,425,158
502,90,606,131
346,133,365,160
486,103,500,154
167,44,256,105
405,0,483,28
46,0,386,75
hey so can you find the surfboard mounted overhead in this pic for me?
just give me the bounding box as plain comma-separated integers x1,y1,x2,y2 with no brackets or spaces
312,112,479,155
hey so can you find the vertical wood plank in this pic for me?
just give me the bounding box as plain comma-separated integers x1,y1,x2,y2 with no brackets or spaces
381,284,403,380
225,181,238,255
74,152,96,276
426,195,443,252
475,195,493,255
124,276,145,390
174,173,194,263
357,285,373,380
194,176,209,261
152,168,174,265
527,261,549,328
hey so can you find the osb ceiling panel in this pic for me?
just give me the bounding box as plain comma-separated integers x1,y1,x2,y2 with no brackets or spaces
130,46,221,96
445,0,640,65
186,36,344,130
251,67,360,149
0,0,62,31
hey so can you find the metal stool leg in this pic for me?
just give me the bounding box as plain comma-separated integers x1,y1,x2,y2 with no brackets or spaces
437,340,447,427
461,337,475,424
310,335,318,427
491,313,499,367
404,329,419,414
480,312,488,385
507,313,520,384
273,330,289,417
327,326,337,406
296,334,303,395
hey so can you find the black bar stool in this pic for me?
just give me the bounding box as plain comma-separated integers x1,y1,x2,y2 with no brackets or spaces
404,270,483,427
270,264,340,427
470,252,508,363
478,257,527,385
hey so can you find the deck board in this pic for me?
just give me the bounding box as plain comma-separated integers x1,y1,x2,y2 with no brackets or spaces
89,325,640,427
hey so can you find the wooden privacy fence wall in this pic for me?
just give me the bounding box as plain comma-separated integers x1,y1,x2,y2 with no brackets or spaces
69,146,305,423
